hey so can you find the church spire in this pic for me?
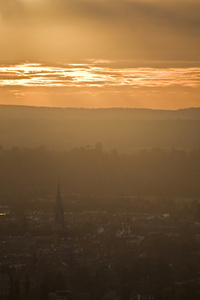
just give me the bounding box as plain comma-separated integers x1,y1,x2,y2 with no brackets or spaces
56,181,61,205
54,182,64,230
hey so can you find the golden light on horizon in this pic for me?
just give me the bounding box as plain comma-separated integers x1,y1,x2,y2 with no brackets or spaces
0,0,199,109
1,62,200,88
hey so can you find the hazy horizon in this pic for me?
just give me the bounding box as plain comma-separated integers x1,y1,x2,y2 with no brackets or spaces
1,105,200,153
1,103,200,111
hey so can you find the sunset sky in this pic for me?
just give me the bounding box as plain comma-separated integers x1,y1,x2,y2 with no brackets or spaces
0,0,200,109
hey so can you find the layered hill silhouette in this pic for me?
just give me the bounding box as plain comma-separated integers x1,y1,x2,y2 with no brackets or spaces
1,105,200,152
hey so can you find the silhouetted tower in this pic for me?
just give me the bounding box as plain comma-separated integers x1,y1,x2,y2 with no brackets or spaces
54,182,64,231
53,182,64,246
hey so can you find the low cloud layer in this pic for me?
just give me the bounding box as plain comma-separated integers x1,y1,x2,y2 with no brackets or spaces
0,62,200,88
0,61,200,109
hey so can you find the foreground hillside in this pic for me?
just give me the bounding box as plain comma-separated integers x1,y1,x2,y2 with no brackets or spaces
1,105,200,152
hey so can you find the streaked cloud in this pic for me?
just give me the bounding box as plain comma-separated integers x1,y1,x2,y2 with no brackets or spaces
0,62,200,89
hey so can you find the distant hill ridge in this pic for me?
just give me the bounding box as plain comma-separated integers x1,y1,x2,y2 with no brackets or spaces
1,105,200,120
1,105,200,151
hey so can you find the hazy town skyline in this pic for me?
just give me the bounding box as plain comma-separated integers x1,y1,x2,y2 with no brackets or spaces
0,0,200,109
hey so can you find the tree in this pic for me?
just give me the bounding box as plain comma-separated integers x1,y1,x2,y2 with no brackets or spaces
95,142,103,153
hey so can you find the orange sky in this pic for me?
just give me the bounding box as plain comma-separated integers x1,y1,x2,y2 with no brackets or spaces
0,0,200,109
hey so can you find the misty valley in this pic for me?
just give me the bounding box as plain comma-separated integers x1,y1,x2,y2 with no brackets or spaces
1,107,200,299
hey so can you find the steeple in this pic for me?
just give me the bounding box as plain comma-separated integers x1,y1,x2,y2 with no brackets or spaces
54,182,64,231
56,181,61,206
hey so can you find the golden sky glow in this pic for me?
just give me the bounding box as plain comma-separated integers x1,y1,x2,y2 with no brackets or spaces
0,0,200,109
1,62,200,88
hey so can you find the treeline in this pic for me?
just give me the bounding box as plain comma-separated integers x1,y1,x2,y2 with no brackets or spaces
0,144,200,198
